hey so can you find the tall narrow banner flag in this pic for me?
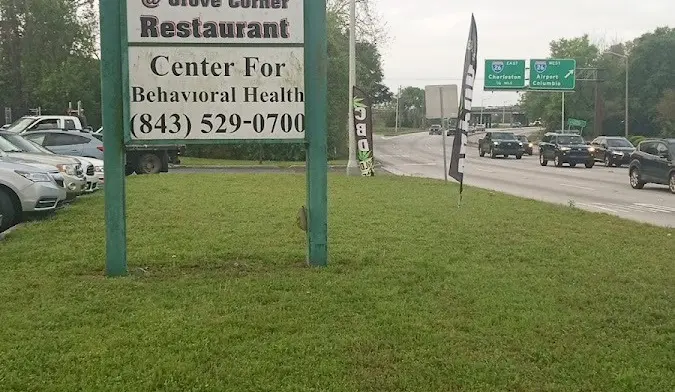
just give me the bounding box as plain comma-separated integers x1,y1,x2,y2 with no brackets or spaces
353,86,375,176
449,14,477,197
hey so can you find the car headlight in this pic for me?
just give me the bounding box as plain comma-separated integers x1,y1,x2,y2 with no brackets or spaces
493,141,499,145
588,147,595,152
612,151,623,155
528,143,533,147
560,147,570,151
518,142,523,146
15,170,52,182
94,165,104,172
56,163,77,176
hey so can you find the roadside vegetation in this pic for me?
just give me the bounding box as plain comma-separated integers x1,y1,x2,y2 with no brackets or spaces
178,157,348,168
1,174,672,391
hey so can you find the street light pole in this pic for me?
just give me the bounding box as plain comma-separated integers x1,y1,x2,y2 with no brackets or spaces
605,50,629,138
346,0,359,175
624,55,629,138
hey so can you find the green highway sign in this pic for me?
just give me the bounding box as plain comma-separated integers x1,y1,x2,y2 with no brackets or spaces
529,59,576,90
484,60,526,90
568,118,587,127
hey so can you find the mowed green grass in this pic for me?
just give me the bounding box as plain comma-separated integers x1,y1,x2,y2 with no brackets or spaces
179,157,347,167
375,126,425,136
0,174,673,392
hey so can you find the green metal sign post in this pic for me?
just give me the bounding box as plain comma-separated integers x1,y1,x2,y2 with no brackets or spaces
99,0,328,276
484,60,526,90
100,0,127,277
529,59,576,91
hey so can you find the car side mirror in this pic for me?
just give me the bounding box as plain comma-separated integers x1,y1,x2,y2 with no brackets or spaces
658,152,670,160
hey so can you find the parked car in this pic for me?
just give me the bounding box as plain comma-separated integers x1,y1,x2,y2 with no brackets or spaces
0,138,86,199
539,132,595,168
590,136,636,167
478,131,524,159
515,135,533,155
0,131,101,192
0,160,67,232
628,138,675,194
22,129,104,160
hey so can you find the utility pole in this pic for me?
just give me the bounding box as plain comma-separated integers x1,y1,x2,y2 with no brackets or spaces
604,51,629,137
394,85,401,133
346,0,359,176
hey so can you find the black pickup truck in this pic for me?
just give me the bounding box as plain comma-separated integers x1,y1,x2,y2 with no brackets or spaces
478,131,524,159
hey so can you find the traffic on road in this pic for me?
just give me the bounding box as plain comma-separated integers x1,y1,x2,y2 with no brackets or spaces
377,127,675,227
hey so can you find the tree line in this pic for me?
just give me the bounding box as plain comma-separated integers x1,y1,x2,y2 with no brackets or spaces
0,0,391,161
520,28,675,138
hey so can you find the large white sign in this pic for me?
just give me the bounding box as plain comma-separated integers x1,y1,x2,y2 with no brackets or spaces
128,46,304,140
128,0,304,44
424,84,458,119
126,0,304,141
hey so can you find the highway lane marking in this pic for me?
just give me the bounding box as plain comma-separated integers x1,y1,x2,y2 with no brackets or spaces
577,203,618,213
577,202,675,214
560,183,595,191
473,168,495,173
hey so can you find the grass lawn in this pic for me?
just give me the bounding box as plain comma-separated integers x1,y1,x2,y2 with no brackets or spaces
376,126,425,136
179,157,348,167
0,174,673,391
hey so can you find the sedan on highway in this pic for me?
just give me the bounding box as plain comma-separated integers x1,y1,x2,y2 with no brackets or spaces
539,132,595,168
516,135,534,155
590,136,636,167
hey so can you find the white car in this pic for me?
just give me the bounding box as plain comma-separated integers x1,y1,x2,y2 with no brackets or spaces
0,160,67,232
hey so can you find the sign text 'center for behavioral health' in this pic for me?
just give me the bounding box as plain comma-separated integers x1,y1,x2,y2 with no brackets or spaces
126,0,305,141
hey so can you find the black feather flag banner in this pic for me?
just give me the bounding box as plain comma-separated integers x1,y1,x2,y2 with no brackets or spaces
449,14,477,199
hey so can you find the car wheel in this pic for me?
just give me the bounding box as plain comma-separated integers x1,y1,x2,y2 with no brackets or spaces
554,154,563,167
604,155,612,167
136,153,162,175
503,154,509,158
585,160,595,169
0,190,18,233
629,167,645,189
539,153,548,166
516,154,523,160
570,162,577,167
479,147,485,157
669,172,675,194
528,151,533,156
490,148,497,159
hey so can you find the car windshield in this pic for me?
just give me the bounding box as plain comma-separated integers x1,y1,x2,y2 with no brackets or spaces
557,135,585,145
606,138,633,148
492,133,516,140
0,136,24,152
3,117,35,134
0,134,52,154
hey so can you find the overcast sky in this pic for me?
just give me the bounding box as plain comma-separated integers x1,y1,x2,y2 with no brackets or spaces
376,0,674,106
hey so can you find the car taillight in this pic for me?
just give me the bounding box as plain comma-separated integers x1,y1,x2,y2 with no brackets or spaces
97,146,104,152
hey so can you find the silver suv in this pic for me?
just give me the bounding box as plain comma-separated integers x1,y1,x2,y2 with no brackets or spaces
0,160,67,232
0,138,86,199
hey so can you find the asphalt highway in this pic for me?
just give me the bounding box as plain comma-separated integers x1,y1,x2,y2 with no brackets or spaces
376,129,675,228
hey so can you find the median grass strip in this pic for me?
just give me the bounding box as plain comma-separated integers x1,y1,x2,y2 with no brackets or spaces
0,174,673,391
375,126,425,136
178,157,347,167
